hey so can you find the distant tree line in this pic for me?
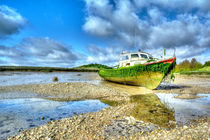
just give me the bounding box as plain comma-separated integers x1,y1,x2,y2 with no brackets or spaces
0,65,99,72
77,63,112,69
175,58,209,72
203,61,210,67
0,63,112,72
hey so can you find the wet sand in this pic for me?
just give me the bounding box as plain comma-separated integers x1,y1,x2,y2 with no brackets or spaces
0,82,130,102
156,74,210,97
1,73,209,100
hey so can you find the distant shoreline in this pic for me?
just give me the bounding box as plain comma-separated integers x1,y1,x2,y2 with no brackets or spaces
0,66,99,72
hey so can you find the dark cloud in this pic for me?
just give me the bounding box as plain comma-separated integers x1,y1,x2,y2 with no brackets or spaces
180,47,208,59
0,37,83,67
18,37,80,61
0,5,27,38
147,21,199,48
83,0,210,64
0,45,23,57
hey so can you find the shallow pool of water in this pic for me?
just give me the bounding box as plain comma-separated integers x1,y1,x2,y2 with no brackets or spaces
155,93,210,125
0,98,109,139
0,72,100,86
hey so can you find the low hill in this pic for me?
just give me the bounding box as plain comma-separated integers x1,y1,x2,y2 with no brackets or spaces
198,66,210,72
179,66,210,75
0,65,97,72
75,64,112,70
0,64,111,72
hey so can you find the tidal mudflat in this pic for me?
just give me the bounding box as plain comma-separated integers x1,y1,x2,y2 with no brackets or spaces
0,71,101,86
0,72,209,139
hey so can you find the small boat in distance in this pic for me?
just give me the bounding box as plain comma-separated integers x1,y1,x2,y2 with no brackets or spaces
99,50,176,89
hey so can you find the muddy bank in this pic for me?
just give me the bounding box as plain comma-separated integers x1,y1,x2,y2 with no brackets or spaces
156,74,210,95
0,82,130,101
1,73,209,100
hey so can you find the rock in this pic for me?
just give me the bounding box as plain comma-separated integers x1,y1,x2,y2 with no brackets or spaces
41,116,45,120
125,116,136,125
183,125,188,129
52,77,58,82
155,104,160,107
77,74,81,76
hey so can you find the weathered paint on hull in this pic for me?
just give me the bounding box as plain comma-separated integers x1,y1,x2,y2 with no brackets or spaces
99,71,164,89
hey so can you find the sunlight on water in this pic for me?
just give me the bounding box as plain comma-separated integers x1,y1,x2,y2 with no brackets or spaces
0,98,109,139
155,93,210,125
0,72,101,86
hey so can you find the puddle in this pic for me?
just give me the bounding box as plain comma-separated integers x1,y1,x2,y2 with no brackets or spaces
102,93,175,128
0,98,109,139
155,93,210,125
102,93,210,128
129,94,175,128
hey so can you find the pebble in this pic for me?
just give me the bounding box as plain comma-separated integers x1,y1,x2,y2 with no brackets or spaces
40,117,45,120
183,125,188,129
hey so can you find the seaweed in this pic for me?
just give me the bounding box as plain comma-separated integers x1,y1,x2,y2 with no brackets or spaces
130,94,175,128
99,61,176,78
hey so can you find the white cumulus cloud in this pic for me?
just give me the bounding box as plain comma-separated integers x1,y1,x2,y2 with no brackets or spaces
83,0,210,64
83,16,114,36
0,37,84,67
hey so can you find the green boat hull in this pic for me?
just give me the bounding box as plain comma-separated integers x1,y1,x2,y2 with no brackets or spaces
99,71,164,89
99,58,176,89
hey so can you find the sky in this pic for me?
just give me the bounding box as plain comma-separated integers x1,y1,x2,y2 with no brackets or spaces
0,0,210,67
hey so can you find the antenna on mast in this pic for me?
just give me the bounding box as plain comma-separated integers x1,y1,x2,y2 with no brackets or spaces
134,27,136,48
173,48,176,57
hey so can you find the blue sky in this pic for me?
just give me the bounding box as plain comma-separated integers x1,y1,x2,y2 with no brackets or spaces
0,0,210,67
1,0,89,50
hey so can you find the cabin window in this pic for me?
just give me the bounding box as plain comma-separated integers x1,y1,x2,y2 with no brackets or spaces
140,54,148,59
131,54,139,58
121,55,129,60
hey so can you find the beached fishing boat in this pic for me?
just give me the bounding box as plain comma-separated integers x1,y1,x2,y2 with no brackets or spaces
99,50,176,89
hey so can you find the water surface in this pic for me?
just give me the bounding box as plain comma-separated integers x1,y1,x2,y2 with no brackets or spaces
155,93,210,125
0,71,100,86
0,98,109,139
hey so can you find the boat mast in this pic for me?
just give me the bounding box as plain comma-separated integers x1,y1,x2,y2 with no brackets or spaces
134,27,136,48
173,48,176,57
